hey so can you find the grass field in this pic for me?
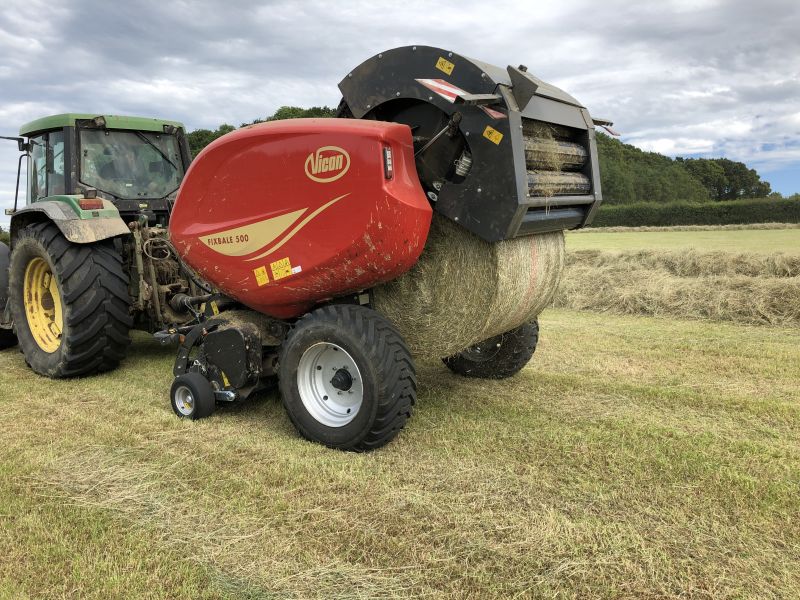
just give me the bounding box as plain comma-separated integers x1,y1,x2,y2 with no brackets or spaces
559,227,800,327
566,228,800,254
1,309,799,598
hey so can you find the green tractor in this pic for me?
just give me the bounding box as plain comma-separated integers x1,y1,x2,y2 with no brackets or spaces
0,114,202,376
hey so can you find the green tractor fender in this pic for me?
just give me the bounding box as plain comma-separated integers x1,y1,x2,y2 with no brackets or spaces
9,196,130,245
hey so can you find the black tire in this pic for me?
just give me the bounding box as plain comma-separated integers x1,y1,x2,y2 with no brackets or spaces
0,242,17,350
278,304,416,451
443,321,539,379
8,222,132,377
170,372,216,420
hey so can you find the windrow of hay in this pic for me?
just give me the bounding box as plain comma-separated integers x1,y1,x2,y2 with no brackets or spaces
374,215,565,359
568,249,800,278
576,223,800,233
555,249,800,326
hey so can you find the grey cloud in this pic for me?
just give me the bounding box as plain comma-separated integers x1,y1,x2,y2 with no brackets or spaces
1,0,799,225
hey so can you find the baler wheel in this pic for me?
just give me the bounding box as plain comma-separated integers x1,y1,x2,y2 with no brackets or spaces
278,304,416,451
442,321,539,379
170,372,216,420
8,222,132,377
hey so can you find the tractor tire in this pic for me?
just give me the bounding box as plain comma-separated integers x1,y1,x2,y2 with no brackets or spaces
170,372,216,420
8,222,132,378
0,242,17,350
278,304,416,451
443,321,539,379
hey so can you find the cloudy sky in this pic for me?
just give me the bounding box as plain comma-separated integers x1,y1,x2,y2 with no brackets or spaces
1,0,798,228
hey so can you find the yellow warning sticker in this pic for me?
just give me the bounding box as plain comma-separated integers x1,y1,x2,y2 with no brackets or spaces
270,257,293,281
253,265,269,286
483,126,504,145
435,56,455,75
199,300,220,315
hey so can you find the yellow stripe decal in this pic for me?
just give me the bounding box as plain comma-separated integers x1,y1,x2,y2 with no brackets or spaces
245,193,350,262
199,208,306,257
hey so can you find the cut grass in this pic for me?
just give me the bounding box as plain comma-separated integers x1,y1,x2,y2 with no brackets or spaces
579,223,800,233
1,310,799,598
555,251,800,326
559,228,800,326
566,228,800,254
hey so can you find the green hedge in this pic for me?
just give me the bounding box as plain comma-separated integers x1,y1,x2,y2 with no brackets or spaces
591,198,800,227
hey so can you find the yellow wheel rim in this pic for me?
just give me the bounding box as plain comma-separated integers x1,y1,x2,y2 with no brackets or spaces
23,257,63,353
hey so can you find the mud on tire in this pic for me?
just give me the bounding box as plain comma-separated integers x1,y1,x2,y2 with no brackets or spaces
278,304,416,451
443,321,539,380
8,222,132,377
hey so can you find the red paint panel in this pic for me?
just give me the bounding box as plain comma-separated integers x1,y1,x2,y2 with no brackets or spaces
170,118,432,319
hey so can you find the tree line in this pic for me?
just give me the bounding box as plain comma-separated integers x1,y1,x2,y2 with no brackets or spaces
188,106,792,204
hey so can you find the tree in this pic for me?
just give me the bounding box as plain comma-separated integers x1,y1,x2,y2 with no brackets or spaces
680,157,771,200
714,158,771,199
265,106,336,121
184,108,774,205
186,107,337,156
681,158,727,200
186,124,235,157
595,133,709,204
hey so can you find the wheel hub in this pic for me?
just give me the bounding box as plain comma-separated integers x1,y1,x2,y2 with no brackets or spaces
23,257,63,353
173,385,195,416
296,342,364,428
330,368,353,391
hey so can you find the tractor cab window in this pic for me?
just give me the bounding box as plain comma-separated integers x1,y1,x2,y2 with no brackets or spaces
29,135,46,201
79,129,185,200
48,130,65,196
28,130,65,201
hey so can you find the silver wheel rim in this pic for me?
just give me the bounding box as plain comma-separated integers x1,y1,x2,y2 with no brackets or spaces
297,342,364,427
174,385,195,416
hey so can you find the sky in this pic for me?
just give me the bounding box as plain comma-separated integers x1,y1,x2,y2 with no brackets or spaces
1,0,798,229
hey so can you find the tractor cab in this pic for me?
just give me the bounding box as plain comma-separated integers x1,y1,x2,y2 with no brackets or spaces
12,114,192,227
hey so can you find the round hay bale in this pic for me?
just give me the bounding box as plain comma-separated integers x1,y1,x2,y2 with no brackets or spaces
373,215,565,360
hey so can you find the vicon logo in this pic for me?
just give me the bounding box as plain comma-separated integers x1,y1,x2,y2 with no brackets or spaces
304,146,350,183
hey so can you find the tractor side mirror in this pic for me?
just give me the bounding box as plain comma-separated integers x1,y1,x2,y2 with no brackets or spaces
0,136,30,153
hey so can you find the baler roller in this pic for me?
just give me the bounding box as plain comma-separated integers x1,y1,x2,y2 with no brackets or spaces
527,171,592,197
524,138,588,172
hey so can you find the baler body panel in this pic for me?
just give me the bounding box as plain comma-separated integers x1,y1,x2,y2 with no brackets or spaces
169,119,431,319
338,45,603,242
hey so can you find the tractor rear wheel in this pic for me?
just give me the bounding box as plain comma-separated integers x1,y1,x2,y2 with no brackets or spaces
0,242,17,350
8,222,132,377
443,321,539,379
278,304,416,451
